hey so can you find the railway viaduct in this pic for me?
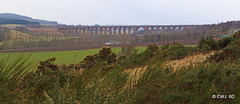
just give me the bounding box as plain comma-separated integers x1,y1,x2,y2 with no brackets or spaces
58,25,213,36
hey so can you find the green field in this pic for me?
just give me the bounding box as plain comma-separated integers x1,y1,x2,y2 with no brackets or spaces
0,45,196,64
0,46,147,65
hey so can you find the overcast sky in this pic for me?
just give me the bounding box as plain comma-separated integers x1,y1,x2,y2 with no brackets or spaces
1,0,239,25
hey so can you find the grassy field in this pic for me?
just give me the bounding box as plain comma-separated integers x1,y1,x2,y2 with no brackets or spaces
0,46,148,64
0,45,195,64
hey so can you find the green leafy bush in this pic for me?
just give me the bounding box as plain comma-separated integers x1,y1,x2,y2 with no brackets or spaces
80,47,117,71
118,46,138,57
80,54,99,70
144,44,159,58
118,44,160,69
208,31,240,62
162,43,193,60
217,37,233,49
197,36,219,52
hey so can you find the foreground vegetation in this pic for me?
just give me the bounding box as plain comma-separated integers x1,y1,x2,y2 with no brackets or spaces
0,31,240,103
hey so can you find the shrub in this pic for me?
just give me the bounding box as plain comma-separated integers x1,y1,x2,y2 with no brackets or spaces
80,47,117,71
161,43,171,51
223,40,240,59
162,43,193,60
208,32,240,62
144,44,159,58
198,43,211,53
20,57,74,102
207,52,224,62
120,44,160,69
118,46,138,57
127,52,146,67
197,36,219,52
217,37,233,49
99,47,112,60
80,54,100,70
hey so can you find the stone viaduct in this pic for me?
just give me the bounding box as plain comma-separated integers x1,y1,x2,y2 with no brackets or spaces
58,25,213,36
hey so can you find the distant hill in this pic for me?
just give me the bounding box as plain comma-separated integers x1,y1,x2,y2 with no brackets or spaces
0,13,58,26
0,18,40,26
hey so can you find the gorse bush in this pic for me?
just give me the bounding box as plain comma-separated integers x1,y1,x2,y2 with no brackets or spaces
208,31,240,62
19,57,74,102
208,40,240,62
118,46,138,57
196,36,218,53
99,47,117,65
80,54,99,70
197,33,236,53
118,44,160,69
144,44,159,58
161,43,171,51
217,37,233,49
80,46,117,71
162,43,194,60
